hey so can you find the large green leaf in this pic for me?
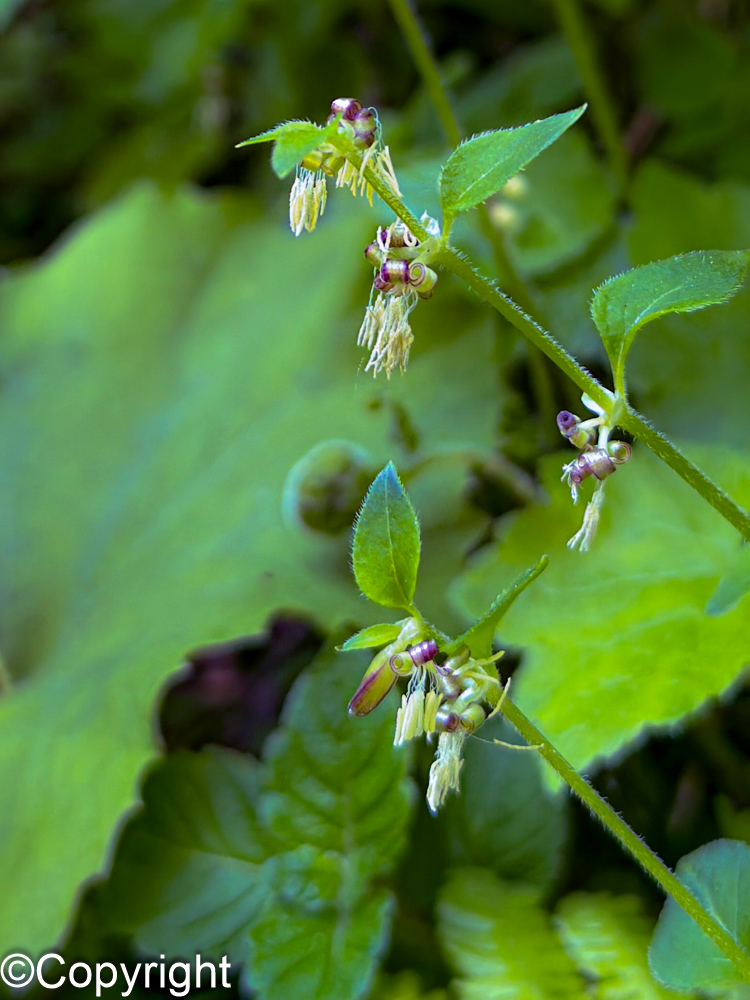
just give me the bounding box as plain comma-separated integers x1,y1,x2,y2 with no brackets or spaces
452,448,750,778
649,840,750,993
102,748,270,962
352,463,421,611
438,869,586,999
557,893,683,999
102,650,413,998
0,184,440,954
439,106,586,217
590,250,750,388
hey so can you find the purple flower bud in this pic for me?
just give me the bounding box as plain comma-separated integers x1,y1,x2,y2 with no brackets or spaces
556,411,578,436
331,97,362,121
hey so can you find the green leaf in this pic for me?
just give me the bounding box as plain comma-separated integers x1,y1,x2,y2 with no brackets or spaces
452,448,750,780
557,893,683,999
649,840,750,992
249,648,414,999
352,463,421,611
449,555,548,658
247,850,394,1000
0,186,430,954
590,250,750,387
444,714,568,890
338,622,405,651
103,749,269,962
706,545,750,616
438,869,585,999
439,105,586,216
102,649,413,997
235,120,332,179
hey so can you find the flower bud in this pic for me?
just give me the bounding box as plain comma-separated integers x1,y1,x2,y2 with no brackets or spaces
408,262,438,299
435,708,460,732
348,645,398,717
459,704,486,733
331,98,362,121
556,410,593,450
608,441,631,465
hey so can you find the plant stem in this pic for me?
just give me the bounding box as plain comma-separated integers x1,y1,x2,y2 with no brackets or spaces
498,694,750,981
551,0,628,196
386,0,461,148
352,158,750,542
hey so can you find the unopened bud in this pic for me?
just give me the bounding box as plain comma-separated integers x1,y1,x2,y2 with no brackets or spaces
408,262,438,298
557,410,593,450
331,97,362,121
459,704,486,733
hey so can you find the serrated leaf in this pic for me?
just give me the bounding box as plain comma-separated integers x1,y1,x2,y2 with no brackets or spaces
590,250,750,386
249,649,413,999
649,840,750,992
352,463,421,611
449,555,548,658
260,647,413,870
438,869,586,999
557,893,683,999
452,448,750,779
439,105,586,216
102,749,269,962
444,714,568,890
270,121,331,179
338,622,405,651
247,848,393,1000
102,650,413,996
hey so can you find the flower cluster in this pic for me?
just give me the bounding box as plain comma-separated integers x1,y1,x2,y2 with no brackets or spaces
357,219,440,377
558,394,631,551
347,619,504,814
289,98,401,236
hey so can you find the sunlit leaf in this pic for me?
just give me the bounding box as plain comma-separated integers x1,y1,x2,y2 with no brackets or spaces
440,106,586,216
438,869,585,999
557,893,682,999
352,463,421,611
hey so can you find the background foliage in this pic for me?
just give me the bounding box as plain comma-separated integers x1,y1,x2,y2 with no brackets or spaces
1,0,750,996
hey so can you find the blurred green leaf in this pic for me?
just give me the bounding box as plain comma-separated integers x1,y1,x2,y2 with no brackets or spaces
438,869,585,998
590,251,750,388
649,840,750,992
103,650,413,997
444,714,568,889
440,106,586,216
557,893,682,999
706,545,750,617
501,131,615,277
352,463,421,611
452,449,750,778
103,748,269,962
0,184,430,953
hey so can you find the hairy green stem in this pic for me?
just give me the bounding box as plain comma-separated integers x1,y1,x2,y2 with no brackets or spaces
499,694,750,981
353,157,750,542
386,0,559,431
551,0,628,195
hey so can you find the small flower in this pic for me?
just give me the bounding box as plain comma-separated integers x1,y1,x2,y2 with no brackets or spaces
558,394,632,552
357,219,439,378
289,168,328,236
345,632,513,814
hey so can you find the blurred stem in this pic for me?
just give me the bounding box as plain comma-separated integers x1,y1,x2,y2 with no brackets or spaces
386,0,461,148
498,694,750,982
0,658,12,694
353,154,750,543
386,0,557,432
551,0,628,196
